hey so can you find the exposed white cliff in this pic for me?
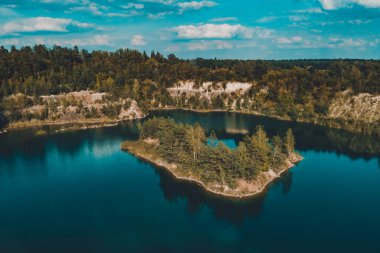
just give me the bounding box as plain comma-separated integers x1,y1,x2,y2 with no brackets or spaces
328,90,380,123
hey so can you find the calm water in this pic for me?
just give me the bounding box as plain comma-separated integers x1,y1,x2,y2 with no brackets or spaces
0,111,379,253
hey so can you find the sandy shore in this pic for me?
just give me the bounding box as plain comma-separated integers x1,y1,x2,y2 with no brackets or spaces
6,117,118,130
121,140,303,198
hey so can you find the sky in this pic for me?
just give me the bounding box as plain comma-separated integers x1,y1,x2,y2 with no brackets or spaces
0,0,380,59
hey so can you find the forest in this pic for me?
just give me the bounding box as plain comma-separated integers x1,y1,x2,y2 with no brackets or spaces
136,117,296,188
0,45,379,131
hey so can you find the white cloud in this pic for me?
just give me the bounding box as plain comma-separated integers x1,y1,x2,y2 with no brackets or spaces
0,4,17,8
188,40,233,51
329,37,366,47
276,36,303,44
256,16,278,23
319,0,380,10
0,17,94,35
369,39,380,46
147,11,173,19
340,38,366,46
105,10,142,17
209,17,238,22
131,34,146,46
35,35,111,47
91,35,110,46
289,15,308,22
172,24,253,39
236,41,257,49
69,1,107,16
177,1,218,13
165,44,181,52
348,19,371,24
140,0,175,4
318,19,371,25
293,8,324,13
273,36,333,49
40,0,80,3
253,27,272,38
121,3,145,9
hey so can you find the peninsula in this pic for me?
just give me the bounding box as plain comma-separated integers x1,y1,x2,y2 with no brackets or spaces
121,117,303,198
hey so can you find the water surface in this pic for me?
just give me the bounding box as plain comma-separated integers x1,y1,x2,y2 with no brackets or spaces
0,111,379,253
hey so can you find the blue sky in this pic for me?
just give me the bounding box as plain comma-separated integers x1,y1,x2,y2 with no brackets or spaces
0,0,379,59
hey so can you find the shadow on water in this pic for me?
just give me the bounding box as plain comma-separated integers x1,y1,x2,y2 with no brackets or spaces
135,158,296,226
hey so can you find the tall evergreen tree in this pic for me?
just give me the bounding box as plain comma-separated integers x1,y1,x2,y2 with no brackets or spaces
186,123,206,165
271,135,283,165
284,128,295,157
245,126,271,172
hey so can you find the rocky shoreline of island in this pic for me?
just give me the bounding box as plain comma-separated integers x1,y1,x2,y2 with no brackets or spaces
121,139,303,198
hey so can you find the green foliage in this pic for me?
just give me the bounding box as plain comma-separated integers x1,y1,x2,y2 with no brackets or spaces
84,107,99,119
284,128,295,156
1,45,378,135
186,123,206,165
0,111,8,129
271,135,283,166
138,117,296,188
211,95,225,109
243,126,272,173
101,104,121,118
2,46,378,99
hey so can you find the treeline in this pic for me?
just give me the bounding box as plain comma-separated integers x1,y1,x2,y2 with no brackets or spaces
1,45,380,132
1,45,379,98
139,117,296,187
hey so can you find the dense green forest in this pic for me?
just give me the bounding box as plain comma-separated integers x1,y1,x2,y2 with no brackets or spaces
0,45,379,132
136,117,296,188
1,45,379,97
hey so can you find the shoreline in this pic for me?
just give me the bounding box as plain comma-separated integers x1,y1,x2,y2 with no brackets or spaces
151,107,379,136
121,141,303,198
3,107,377,137
3,116,144,133
7,117,117,129
150,106,294,122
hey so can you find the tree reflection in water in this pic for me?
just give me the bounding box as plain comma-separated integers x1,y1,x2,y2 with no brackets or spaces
147,158,297,226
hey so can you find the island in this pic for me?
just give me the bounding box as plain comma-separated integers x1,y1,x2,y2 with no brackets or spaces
121,117,303,198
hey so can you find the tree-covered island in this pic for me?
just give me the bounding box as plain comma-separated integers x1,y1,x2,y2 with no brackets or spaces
121,117,303,198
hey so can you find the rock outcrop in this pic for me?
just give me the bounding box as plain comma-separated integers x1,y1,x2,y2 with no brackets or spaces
12,90,145,123
168,81,252,99
328,90,380,123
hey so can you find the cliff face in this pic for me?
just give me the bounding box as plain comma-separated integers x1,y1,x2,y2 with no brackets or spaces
328,90,380,123
9,90,145,123
168,81,252,99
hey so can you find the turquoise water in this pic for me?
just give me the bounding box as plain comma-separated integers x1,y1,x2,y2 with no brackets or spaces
0,111,379,253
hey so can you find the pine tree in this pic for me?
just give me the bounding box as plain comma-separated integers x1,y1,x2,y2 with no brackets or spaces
245,126,271,172
236,142,250,179
284,128,295,157
186,123,206,165
271,135,282,165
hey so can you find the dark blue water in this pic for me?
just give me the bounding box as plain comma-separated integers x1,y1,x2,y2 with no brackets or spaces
0,111,379,253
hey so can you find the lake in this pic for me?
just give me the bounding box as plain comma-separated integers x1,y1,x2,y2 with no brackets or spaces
0,110,379,253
